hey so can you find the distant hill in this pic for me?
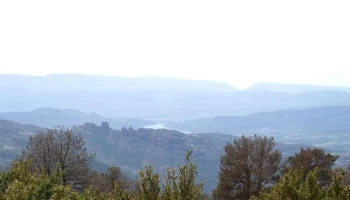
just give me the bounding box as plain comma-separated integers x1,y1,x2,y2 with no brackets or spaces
0,108,155,129
0,74,235,93
167,106,350,133
0,120,45,168
248,82,350,94
165,106,350,165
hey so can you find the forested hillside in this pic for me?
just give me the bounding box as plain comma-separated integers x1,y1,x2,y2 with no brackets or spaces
0,120,46,168
0,120,311,192
0,126,348,199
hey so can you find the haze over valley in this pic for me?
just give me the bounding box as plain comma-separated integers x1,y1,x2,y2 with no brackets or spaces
1,75,350,192
2,75,350,119
1,1,350,198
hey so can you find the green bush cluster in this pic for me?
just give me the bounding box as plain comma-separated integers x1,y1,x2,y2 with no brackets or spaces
0,150,204,200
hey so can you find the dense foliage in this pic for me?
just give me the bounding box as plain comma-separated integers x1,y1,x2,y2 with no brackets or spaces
251,169,350,200
1,126,350,200
0,120,330,192
0,152,203,199
0,128,204,199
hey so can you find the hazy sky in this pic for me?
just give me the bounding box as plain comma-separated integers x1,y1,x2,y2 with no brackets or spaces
1,1,350,89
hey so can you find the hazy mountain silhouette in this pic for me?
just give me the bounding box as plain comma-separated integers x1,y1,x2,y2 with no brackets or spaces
0,74,235,93
1,89,350,119
167,106,350,132
1,75,350,118
0,108,154,129
248,82,350,94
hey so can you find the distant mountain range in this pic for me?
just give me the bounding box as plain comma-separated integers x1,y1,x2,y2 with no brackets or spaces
248,82,350,94
1,74,350,118
0,74,235,93
167,106,350,133
1,88,350,119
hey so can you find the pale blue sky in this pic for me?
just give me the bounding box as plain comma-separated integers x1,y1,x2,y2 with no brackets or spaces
1,0,350,89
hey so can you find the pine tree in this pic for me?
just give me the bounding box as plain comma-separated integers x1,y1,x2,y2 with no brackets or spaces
162,150,204,200
281,147,338,186
134,165,161,200
213,135,281,200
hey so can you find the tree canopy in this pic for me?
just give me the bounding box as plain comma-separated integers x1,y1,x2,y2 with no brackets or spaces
21,126,95,188
281,147,338,186
213,135,281,200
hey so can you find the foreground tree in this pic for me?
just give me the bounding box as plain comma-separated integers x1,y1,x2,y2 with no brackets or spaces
281,147,338,186
342,163,350,186
21,126,95,187
134,150,204,200
162,150,204,200
213,135,281,200
134,165,161,200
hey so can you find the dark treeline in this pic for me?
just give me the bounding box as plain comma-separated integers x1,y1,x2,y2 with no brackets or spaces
1,127,350,200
